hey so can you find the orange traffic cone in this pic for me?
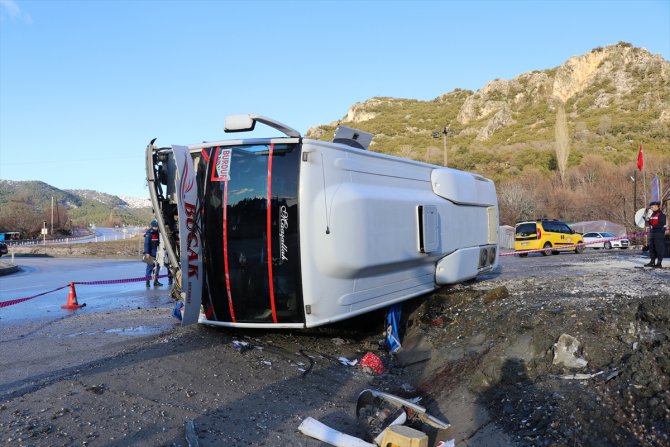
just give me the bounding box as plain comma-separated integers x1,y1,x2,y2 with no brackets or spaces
61,282,85,309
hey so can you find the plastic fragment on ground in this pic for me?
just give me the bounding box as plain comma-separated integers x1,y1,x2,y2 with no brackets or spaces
231,340,252,352
298,416,376,447
338,356,358,366
360,352,384,375
184,420,199,447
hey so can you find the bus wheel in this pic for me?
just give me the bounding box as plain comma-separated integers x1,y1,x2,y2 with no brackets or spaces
542,242,551,256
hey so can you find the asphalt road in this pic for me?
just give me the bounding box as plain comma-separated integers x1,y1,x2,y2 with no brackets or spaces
0,257,172,324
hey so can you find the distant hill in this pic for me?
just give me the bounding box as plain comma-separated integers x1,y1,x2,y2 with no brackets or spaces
306,42,670,180
0,180,153,229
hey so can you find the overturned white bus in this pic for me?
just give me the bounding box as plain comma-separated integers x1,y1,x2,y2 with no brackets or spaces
146,114,498,328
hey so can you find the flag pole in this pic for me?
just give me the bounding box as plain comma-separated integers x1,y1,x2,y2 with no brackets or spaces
640,142,648,250
642,145,648,209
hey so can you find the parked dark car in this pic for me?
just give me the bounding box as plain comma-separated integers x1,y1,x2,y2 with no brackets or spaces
0,242,8,257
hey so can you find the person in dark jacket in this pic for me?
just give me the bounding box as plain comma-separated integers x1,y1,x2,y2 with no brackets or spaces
143,219,162,286
645,201,666,268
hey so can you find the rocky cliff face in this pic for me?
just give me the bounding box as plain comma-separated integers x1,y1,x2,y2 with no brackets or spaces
452,43,668,140
307,43,669,153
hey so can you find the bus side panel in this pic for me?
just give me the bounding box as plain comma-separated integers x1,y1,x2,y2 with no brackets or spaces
298,141,496,327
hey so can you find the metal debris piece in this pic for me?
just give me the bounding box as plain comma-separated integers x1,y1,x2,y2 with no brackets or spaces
356,389,450,443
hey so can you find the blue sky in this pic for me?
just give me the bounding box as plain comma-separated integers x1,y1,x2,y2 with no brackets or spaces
1,0,669,198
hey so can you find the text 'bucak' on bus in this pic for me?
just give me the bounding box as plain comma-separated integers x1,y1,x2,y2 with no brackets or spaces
146,114,499,329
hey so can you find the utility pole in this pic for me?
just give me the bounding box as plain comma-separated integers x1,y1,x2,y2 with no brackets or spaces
633,170,637,222
51,196,54,235
433,127,451,167
442,127,451,167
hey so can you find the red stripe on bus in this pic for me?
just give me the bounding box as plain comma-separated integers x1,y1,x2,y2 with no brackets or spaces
201,148,210,163
222,178,236,322
267,143,278,323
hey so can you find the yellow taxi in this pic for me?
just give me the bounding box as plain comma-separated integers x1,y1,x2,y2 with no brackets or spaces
514,219,584,257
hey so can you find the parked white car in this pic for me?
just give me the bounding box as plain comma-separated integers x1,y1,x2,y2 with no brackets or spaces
582,232,629,249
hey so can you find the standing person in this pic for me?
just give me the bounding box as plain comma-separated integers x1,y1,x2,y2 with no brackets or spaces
143,220,162,286
645,201,666,268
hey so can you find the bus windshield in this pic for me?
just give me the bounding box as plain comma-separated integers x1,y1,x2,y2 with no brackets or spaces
198,142,303,324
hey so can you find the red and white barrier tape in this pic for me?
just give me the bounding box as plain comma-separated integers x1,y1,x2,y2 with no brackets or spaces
0,284,70,309
0,274,170,308
501,231,649,256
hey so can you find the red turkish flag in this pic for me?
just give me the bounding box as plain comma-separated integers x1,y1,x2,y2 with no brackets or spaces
637,143,644,171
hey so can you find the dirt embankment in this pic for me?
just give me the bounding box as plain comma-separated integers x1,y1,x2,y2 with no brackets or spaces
399,252,670,447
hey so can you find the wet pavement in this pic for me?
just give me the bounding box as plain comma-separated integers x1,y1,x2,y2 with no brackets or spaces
0,257,173,324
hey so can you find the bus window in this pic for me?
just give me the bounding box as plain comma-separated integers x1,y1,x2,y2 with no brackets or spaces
200,143,303,324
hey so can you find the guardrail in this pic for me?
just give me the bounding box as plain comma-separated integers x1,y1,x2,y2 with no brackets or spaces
4,229,142,246
5,233,93,246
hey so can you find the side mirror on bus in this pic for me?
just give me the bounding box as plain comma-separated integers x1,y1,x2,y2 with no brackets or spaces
224,115,256,133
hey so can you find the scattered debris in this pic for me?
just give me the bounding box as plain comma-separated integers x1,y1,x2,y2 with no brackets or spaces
357,399,406,444
379,424,428,446
172,301,184,321
298,417,375,447
552,333,588,368
360,352,385,375
338,356,359,367
356,389,450,445
231,340,252,353
559,371,605,380
385,303,403,353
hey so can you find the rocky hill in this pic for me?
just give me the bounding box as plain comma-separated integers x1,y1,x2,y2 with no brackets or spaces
0,180,152,229
66,189,131,209
307,42,670,180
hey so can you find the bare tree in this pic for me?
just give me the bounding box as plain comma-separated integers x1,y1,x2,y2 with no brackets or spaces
498,182,536,225
499,153,670,229
0,201,43,236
